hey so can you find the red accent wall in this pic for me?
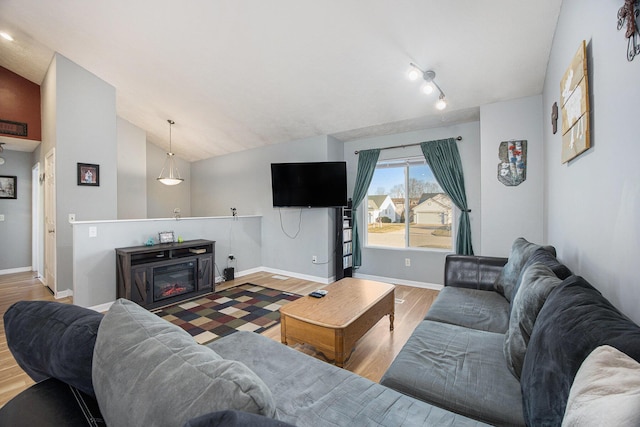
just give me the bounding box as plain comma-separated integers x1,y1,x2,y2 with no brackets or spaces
0,66,42,141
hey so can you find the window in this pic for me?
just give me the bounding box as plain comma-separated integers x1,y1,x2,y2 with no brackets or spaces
366,157,453,250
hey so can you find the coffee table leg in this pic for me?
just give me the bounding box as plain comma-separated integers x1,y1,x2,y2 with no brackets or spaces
280,315,288,345
389,311,394,331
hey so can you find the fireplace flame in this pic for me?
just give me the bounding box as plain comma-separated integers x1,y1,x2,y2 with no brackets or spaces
161,283,188,298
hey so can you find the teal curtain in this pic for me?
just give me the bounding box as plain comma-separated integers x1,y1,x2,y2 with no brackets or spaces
351,149,380,268
420,138,474,255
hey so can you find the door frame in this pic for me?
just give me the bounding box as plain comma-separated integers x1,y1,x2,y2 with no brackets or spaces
32,162,44,281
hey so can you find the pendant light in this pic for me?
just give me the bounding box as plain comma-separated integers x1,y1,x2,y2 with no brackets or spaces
157,119,184,186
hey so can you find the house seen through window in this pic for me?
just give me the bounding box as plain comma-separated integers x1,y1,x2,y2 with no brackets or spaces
366,157,453,250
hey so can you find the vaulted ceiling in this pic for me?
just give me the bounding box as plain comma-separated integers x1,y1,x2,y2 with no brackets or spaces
0,1,562,161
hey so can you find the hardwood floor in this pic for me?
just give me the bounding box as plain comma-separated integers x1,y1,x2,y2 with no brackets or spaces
0,270,439,408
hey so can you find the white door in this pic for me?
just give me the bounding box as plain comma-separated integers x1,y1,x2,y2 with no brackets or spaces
44,149,56,294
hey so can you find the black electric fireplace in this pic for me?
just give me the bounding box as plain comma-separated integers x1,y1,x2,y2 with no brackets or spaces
115,240,215,310
153,260,197,302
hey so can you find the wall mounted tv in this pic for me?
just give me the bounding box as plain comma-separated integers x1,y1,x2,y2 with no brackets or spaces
271,161,348,208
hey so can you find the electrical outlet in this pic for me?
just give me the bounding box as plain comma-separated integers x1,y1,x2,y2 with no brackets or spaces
405,258,411,267
312,255,318,264
228,254,235,261
89,226,97,238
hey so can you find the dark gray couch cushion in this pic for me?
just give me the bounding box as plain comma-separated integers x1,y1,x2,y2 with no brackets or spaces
379,320,525,427
424,286,510,333
210,331,491,427
504,263,562,379
521,276,640,426
3,301,103,397
510,247,572,310
93,299,276,427
493,237,556,302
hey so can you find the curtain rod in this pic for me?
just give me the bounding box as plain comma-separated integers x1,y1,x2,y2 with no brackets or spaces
354,136,462,155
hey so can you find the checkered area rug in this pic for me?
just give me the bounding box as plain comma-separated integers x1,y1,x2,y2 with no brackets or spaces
152,283,300,345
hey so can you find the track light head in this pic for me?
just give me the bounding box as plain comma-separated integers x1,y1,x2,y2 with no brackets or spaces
407,63,447,110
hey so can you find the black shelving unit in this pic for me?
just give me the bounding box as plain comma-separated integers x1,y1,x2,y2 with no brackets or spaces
335,199,353,280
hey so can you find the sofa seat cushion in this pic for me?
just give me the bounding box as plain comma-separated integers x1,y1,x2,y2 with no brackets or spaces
93,299,276,427
209,331,491,427
493,237,556,302
424,287,510,333
3,301,103,397
521,276,640,426
380,320,525,427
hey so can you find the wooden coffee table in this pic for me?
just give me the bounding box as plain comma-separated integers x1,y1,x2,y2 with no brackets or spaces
279,277,395,367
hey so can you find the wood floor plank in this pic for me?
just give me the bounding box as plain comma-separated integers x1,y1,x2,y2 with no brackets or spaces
0,270,439,408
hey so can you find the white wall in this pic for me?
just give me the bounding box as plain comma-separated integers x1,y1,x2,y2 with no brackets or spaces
543,0,640,323
117,117,147,219
146,141,191,218
343,121,481,287
191,135,337,282
480,95,544,256
72,216,262,308
40,53,118,293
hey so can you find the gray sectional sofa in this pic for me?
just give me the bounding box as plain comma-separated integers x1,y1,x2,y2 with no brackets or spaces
381,238,640,426
4,237,640,426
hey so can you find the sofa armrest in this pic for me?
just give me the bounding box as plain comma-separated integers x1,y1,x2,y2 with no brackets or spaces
444,254,507,290
0,378,104,426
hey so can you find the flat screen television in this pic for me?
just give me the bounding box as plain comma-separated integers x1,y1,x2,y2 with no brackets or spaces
271,161,348,208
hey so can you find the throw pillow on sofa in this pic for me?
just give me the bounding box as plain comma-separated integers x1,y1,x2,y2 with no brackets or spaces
93,299,277,427
509,247,572,309
520,276,640,426
3,300,103,397
493,237,556,302
562,345,640,426
504,263,563,379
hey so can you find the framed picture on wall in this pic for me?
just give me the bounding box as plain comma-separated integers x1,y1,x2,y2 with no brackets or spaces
0,175,17,199
77,163,99,186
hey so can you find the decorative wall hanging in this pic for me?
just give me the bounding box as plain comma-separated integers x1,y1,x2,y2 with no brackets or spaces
497,140,527,186
0,119,28,137
77,163,100,186
0,175,17,199
618,0,640,61
560,40,591,163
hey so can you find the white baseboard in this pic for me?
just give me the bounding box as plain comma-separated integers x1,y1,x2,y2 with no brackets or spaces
259,267,332,285
55,289,74,299
352,272,443,291
89,301,114,313
0,266,33,276
84,268,440,313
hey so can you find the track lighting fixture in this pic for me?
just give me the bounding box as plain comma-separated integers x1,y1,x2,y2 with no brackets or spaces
407,63,447,110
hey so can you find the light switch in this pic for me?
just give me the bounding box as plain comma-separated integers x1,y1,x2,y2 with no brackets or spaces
89,226,97,237
0,214,4,221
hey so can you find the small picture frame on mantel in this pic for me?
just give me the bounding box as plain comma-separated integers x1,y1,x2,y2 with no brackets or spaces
158,231,175,244
77,163,100,186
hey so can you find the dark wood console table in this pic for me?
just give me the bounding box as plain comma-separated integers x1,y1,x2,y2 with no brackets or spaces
115,239,215,310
